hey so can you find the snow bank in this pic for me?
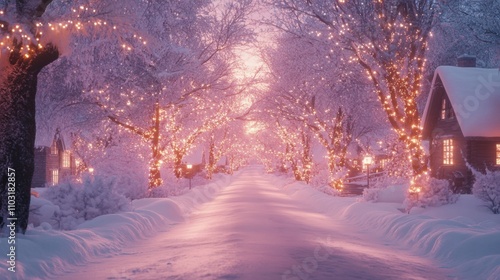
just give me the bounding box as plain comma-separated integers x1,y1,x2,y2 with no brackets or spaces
363,184,408,203
270,174,500,280
0,173,235,280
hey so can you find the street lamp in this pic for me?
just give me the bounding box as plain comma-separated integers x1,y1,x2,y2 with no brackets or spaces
363,155,373,188
186,164,193,189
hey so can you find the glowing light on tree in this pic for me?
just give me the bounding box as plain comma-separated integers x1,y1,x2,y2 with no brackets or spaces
269,0,437,194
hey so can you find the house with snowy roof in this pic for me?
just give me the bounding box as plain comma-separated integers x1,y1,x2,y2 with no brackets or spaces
422,56,500,193
31,129,78,188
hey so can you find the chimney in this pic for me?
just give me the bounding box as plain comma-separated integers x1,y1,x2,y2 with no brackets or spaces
457,54,476,67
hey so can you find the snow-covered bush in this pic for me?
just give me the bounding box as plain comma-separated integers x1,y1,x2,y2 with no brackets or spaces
42,175,131,230
93,155,149,200
417,177,459,207
310,167,340,196
362,176,408,202
310,168,330,188
362,184,408,203
362,187,379,202
29,196,59,228
404,176,459,211
471,169,500,214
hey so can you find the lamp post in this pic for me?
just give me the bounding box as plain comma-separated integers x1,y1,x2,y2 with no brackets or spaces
363,156,373,188
186,164,193,189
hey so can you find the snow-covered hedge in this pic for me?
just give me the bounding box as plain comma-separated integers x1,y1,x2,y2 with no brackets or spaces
472,169,500,214
41,175,131,230
415,177,459,208
28,196,59,228
365,176,458,209
362,184,407,203
362,176,409,203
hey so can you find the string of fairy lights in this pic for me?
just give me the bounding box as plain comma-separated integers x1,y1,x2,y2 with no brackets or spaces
3,1,434,195
78,63,236,187
0,5,146,59
253,1,435,195
324,1,431,194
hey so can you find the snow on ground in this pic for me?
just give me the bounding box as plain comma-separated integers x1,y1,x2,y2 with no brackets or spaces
277,176,500,280
0,173,235,280
1,166,499,280
50,167,451,279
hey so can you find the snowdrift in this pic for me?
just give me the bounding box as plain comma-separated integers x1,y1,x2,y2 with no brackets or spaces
0,173,235,280
272,176,500,280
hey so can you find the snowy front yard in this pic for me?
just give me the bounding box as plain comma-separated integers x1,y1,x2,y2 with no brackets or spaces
1,166,499,280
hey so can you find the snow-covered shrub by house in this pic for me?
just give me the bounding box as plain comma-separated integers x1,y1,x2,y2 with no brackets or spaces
29,196,59,228
362,187,379,202
417,177,459,207
404,176,459,210
471,169,500,214
362,175,408,203
42,175,131,230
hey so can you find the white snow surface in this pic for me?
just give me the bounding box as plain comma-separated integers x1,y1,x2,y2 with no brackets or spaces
422,66,500,137
1,166,499,280
0,174,235,280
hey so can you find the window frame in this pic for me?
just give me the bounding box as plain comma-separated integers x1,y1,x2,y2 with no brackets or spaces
61,150,71,168
51,142,58,155
441,99,447,120
443,139,454,166
440,98,455,120
51,169,59,186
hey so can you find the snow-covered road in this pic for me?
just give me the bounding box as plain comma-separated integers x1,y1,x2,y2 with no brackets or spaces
57,167,454,280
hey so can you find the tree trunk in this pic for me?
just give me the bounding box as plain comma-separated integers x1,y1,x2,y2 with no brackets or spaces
326,150,337,187
0,45,59,234
173,150,183,179
148,154,162,189
301,131,312,184
291,161,301,181
206,135,216,179
148,102,162,189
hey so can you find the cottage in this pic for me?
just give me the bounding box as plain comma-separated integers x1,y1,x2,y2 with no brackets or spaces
32,130,77,188
422,57,500,193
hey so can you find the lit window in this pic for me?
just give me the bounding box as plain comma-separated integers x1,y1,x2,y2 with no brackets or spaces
51,169,59,186
51,143,58,155
441,99,446,120
441,98,454,120
62,151,71,168
496,144,500,165
380,159,388,169
443,139,454,165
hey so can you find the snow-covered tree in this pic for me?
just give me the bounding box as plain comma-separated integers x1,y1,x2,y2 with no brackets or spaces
469,166,500,214
261,28,382,188
0,0,60,234
0,0,146,234
268,0,437,191
423,0,499,93
0,0,254,233
442,0,500,47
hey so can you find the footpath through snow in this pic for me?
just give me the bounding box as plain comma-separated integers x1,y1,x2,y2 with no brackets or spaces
53,166,454,280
